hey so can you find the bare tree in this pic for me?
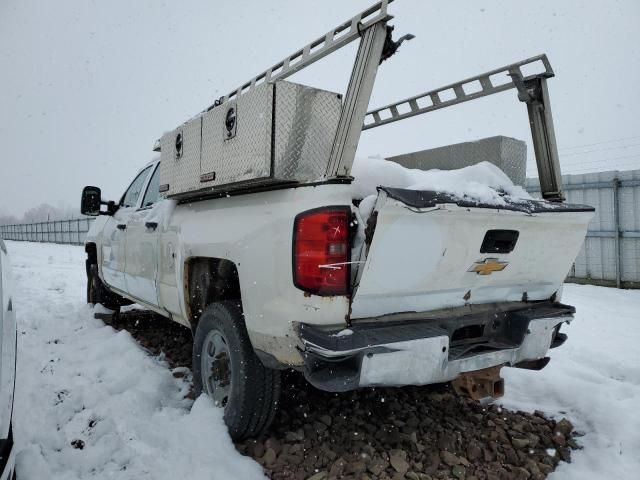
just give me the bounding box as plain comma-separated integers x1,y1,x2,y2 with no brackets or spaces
0,203,84,226
0,212,20,226
21,204,64,223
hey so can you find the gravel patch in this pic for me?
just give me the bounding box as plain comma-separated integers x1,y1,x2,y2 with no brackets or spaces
99,309,580,480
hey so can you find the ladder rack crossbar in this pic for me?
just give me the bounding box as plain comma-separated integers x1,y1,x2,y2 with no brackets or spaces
363,54,553,130
204,0,394,112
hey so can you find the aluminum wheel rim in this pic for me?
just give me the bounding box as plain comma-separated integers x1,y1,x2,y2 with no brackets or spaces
201,330,232,408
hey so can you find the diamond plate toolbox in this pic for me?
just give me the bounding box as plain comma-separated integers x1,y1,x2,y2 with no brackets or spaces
160,81,342,199
159,117,202,197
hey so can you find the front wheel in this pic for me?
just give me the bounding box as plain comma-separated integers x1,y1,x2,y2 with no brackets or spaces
86,263,130,310
192,301,281,440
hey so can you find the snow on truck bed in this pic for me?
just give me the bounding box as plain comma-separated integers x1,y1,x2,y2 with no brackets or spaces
5,241,640,478
351,157,533,219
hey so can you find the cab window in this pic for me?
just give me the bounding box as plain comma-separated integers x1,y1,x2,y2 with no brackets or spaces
120,166,152,208
141,164,161,208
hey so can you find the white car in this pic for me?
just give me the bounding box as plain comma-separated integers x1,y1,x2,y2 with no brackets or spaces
0,239,16,479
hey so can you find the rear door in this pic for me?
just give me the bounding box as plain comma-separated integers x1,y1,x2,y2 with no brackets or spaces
350,188,594,319
124,163,161,306
101,165,153,292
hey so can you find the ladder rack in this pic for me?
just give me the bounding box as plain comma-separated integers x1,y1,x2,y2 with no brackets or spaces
363,54,554,130
362,54,565,201
155,0,566,202
203,0,394,112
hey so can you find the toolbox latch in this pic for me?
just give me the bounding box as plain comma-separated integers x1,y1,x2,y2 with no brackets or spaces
174,131,183,160
224,103,237,140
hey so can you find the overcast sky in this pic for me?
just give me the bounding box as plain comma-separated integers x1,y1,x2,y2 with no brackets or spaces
1,0,639,217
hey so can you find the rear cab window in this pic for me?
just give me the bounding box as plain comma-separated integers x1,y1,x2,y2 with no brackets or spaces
120,165,153,208
141,163,161,208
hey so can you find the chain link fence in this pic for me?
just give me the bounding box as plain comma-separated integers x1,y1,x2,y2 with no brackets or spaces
0,218,95,246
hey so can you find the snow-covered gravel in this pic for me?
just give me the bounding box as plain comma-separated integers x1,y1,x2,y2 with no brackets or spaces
7,241,263,480
5,240,640,479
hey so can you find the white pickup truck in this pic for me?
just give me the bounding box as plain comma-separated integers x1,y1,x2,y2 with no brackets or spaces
81,1,594,440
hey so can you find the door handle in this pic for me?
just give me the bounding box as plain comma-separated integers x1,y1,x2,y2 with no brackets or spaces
145,221,158,231
117,224,127,231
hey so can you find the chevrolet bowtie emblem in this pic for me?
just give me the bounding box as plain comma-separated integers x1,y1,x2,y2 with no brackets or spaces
469,258,508,275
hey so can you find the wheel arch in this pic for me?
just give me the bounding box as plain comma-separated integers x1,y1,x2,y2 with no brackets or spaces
184,256,242,333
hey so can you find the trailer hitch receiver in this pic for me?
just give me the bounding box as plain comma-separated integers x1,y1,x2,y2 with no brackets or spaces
452,365,505,401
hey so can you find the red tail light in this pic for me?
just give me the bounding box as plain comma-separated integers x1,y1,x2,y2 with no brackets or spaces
293,207,351,296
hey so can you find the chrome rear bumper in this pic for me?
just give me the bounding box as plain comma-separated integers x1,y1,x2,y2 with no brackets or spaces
298,302,573,392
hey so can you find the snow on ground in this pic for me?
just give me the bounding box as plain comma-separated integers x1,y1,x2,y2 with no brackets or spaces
4,239,640,479
501,284,640,478
6,241,263,480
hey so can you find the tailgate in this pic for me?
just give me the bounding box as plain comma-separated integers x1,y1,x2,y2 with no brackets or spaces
350,188,594,319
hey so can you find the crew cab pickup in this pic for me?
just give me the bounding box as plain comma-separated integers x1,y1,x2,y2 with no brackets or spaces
81,1,594,440
82,158,593,439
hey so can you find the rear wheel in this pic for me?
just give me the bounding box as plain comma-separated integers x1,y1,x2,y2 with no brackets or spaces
192,301,281,440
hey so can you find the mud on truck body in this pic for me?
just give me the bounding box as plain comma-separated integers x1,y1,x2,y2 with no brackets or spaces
82,0,594,440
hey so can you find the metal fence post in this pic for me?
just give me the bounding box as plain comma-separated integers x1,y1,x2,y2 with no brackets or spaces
613,177,622,289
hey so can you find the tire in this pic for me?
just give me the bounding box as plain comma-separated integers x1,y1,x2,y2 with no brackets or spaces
86,263,130,310
192,301,281,440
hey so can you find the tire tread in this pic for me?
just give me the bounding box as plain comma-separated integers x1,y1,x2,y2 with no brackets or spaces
192,301,280,440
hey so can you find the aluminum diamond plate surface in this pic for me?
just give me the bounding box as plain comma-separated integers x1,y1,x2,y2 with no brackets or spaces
273,82,342,182
160,118,202,198
160,81,341,198
388,136,527,187
201,84,273,189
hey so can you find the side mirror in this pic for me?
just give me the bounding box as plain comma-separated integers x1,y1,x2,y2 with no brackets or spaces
81,186,102,216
